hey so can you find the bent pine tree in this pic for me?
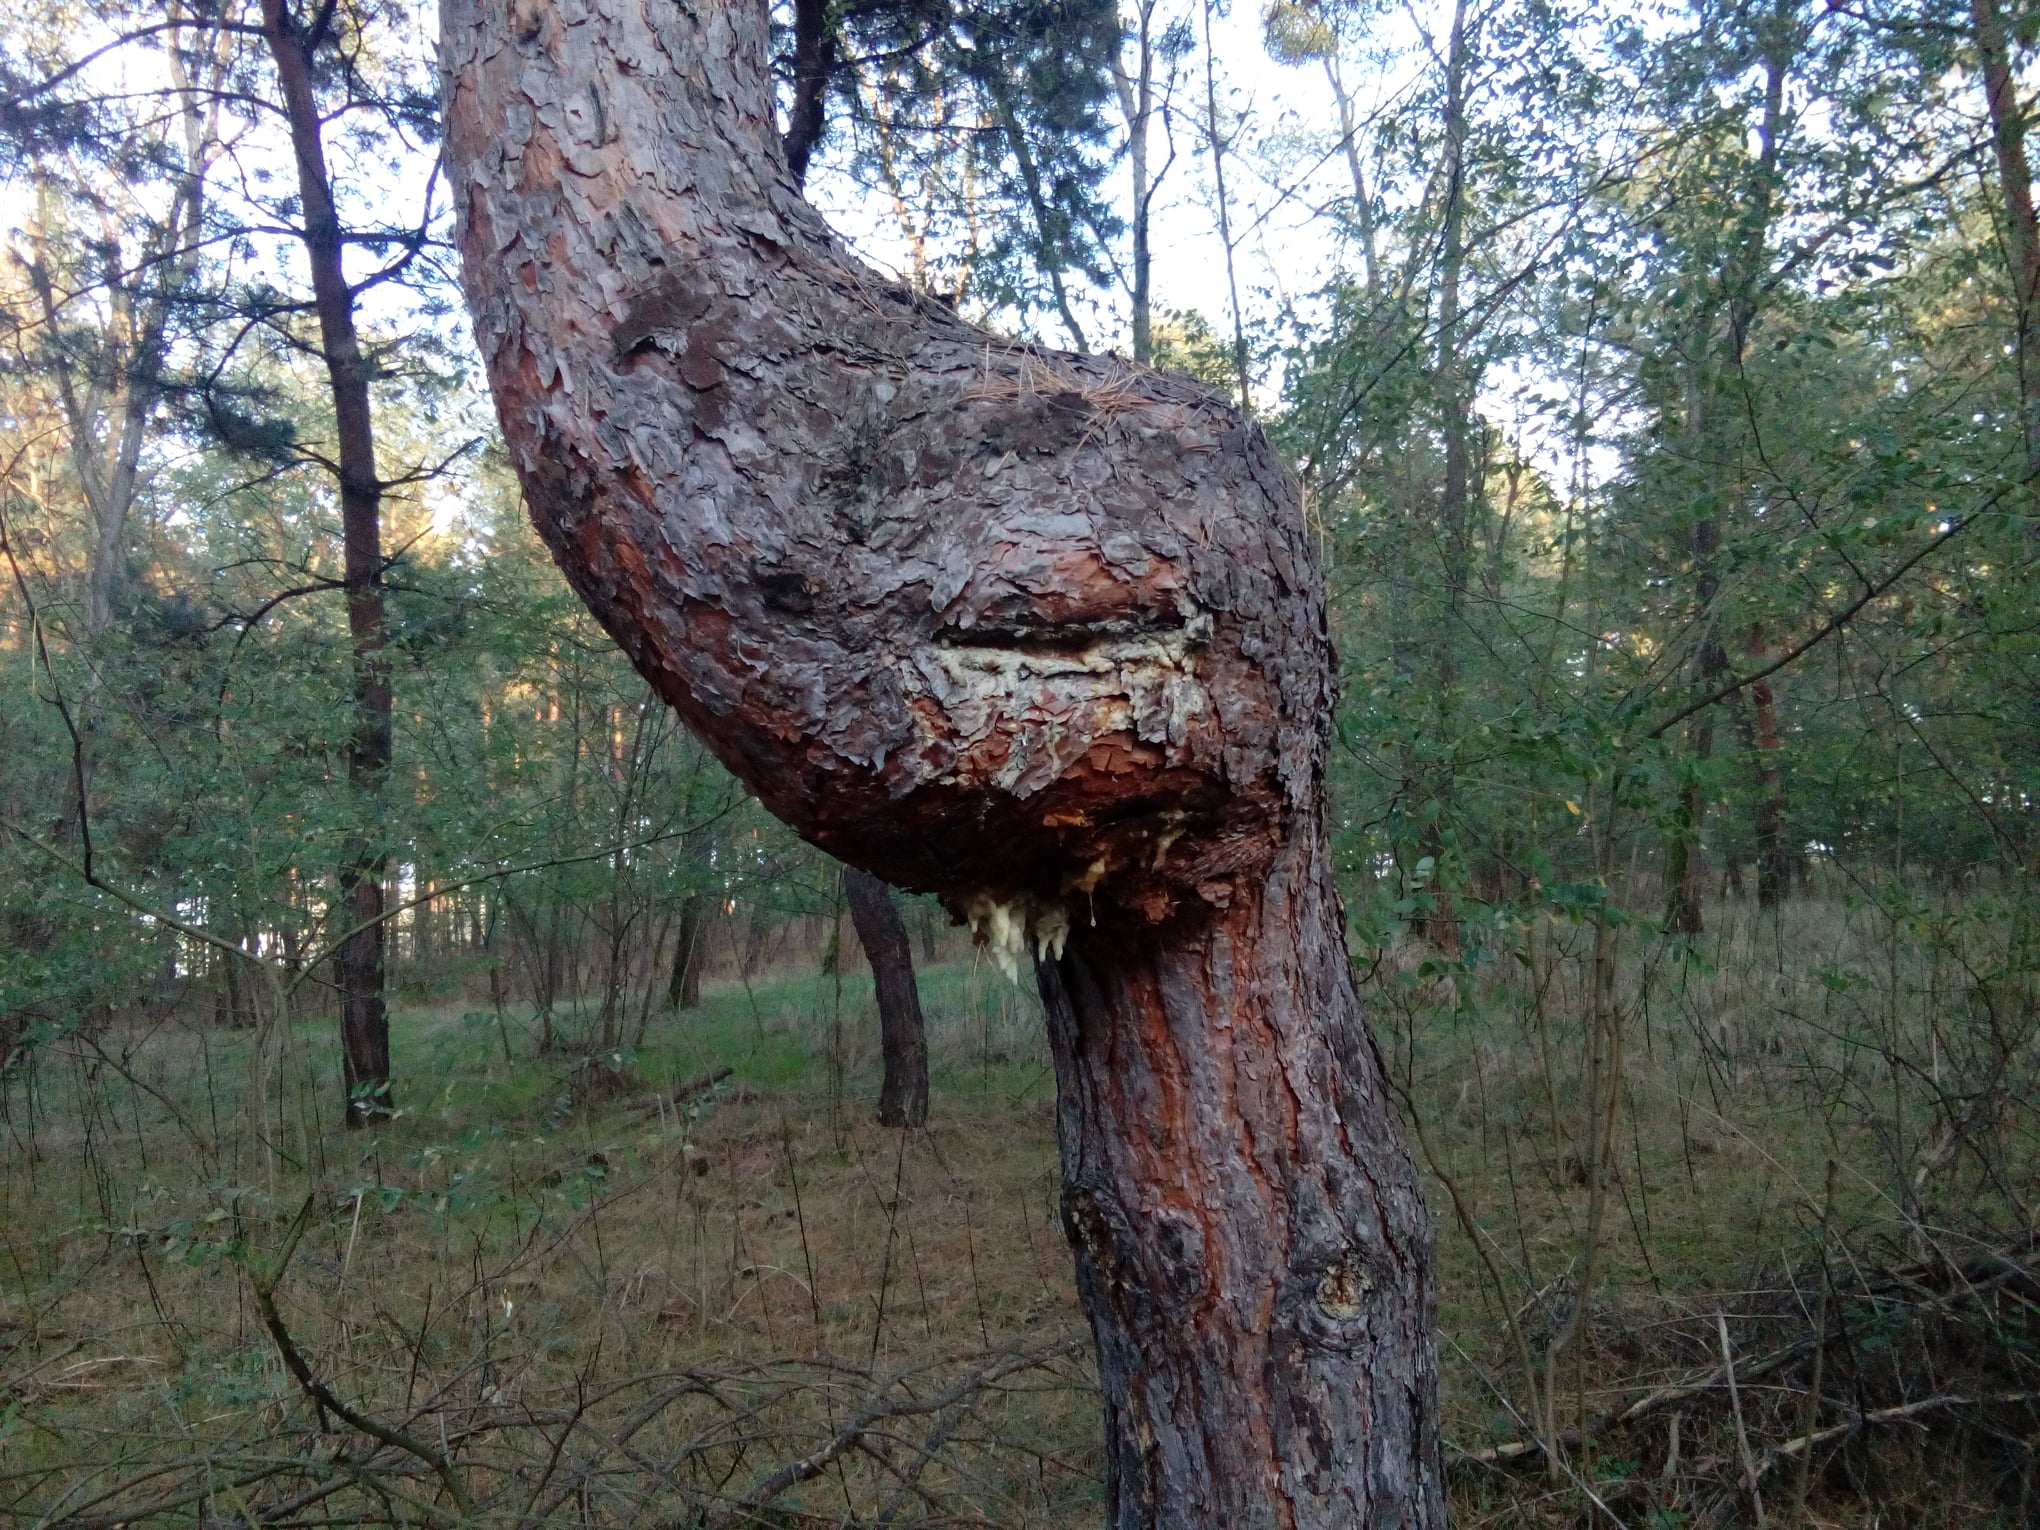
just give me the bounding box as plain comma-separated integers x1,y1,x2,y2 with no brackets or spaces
441,0,1442,1521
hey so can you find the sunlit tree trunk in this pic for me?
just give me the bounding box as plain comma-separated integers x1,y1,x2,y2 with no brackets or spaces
442,1,1441,1520
1114,0,1162,364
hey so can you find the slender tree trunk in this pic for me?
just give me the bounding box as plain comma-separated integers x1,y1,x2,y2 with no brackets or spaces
1415,0,1473,955
1974,0,2040,477
1201,0,1252,410
263,0,392,1126
1748,622,1788,909
781,0,834,187
442,2,1443,1518
741,908,771,979
1114,1,1159,364
1668,34,1788,937
843,867,929,1128
1325,50,1381,293
1667,508,1725,936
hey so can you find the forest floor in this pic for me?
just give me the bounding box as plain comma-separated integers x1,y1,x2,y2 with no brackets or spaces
2,898,2036,1526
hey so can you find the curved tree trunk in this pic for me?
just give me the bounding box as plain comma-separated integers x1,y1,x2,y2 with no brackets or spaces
843,866,929,1128
440,2,1441,1521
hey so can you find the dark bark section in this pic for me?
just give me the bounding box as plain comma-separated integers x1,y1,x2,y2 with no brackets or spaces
1666,37,1788,938
441,1,1441,1518
843,866,929,1128
263,0,391,1126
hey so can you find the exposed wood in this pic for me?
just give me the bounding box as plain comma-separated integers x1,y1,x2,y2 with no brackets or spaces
441,0,1442,1519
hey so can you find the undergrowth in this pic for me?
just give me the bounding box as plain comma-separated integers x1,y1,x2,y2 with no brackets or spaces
2,883,2035,1527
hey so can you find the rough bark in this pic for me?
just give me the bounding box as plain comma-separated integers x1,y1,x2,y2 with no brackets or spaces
264,0,392,1126
440,1,1441,1520
843,866,929,1128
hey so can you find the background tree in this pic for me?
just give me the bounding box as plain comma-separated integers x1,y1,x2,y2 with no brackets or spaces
776,0,1123,345
842,865,928,1126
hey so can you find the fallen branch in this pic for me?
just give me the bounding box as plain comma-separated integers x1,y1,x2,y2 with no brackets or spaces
702,1342,1084,1530
1703,1391,2040,1526
1458,1231,2039,1469
247,1196,477,1523
624,1066,735,1119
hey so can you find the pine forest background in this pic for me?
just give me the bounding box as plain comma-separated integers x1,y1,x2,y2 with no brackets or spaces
1,0,2037,1524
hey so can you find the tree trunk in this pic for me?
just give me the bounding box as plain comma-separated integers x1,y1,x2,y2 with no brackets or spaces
1974,0,2040,478
1748,627,1788,909
843,866,929,1129
263,0,392,1127
1418,0,1474,958
1201,0,1251,410
441,2,1442,1519
1040,820,1437,1524
780,0,834,187
1667,35,1790,938
666,892,705,1010
1114,1,1159,365
741,908,772,979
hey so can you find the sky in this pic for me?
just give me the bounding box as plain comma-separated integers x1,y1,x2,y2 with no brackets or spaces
803,0,1432,409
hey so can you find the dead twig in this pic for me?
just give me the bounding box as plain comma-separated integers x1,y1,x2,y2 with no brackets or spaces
246,1195,477,1523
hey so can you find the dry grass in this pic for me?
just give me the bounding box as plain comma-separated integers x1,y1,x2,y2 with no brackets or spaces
0,962,1101,1528
1377,878,2040,1526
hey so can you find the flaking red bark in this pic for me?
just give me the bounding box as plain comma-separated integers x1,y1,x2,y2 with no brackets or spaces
440,1,1441,1520
843,867,929,1128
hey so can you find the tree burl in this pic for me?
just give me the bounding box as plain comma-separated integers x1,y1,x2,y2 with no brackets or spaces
441,0,1442,1521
